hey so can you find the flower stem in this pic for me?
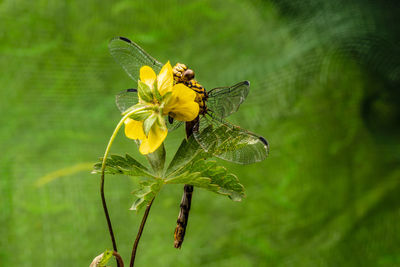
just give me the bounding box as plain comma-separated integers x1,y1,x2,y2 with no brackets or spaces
130,197,155,267
100,172,118,254
100,108,147,266
113,251,124,267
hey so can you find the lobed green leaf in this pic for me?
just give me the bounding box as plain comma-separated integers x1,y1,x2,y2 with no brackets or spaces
164,136,245,200
165,171,218,191
165,135,211,177
190,160,245,201
166,160,245,201
92,154,153,177
130,179,163,212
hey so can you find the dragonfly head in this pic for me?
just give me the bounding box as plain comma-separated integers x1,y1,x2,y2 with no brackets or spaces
182,68,195,82
173,63,194,83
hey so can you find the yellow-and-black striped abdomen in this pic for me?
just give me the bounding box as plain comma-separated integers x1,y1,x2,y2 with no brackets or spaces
173,63,208,115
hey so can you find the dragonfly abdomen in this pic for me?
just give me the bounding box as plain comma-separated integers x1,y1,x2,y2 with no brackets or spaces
174,184,193,248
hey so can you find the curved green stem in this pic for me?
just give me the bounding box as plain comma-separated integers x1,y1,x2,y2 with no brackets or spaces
101,108,147,171
100,107,147,266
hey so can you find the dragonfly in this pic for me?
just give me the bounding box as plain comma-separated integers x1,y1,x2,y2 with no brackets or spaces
109,36,269,248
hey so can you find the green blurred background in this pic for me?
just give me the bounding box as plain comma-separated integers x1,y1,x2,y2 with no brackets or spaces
1,0,399,266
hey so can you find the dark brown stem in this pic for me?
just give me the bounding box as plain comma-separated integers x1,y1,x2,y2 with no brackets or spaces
112,251,124,267
130,197,155,267
100,172,120,267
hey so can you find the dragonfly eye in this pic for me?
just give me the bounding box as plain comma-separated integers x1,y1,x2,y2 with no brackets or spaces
182,69,195,82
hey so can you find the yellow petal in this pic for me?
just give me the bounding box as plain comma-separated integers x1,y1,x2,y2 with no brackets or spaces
157,61,173,96
139,124,168,154
140,66,156,88
124,118,146,140
164,83,199,121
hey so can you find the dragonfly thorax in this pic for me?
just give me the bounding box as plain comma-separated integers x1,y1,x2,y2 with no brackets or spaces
173,63,208,115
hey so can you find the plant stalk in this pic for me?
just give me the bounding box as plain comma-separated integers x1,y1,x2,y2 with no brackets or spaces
100,108,147,267
113,251,124,267
130,197,155,267
100,172,118,253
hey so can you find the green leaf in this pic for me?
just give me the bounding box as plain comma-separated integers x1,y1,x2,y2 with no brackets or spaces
143,113,157,136
166,159,245,201
191,160,245,201
98,250,113,266
131,179,162,212
89,250,113,267
122,103,147,116
162,91,172,103
153,79,162,102
92,154,153,177
165,171,219,191
145,143,165,176
155,114,166,130
138,80,153,102
129,108,152,121
165,136,244,200
166,135,212,177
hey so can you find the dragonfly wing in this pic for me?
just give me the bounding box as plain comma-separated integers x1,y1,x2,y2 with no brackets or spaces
193,113,269,164
109,37,163,81
207,81,250,118
167,117,184,131
115,88,139,113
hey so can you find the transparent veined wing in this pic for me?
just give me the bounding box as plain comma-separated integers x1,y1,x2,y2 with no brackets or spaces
193,112,269,164
115,89,139,113
109,37,163,81
206,81,250,118
167,116,184,131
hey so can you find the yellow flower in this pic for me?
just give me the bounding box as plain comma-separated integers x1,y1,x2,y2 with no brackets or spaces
124,118,168,155
124,61,199,155
163,83,199,121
